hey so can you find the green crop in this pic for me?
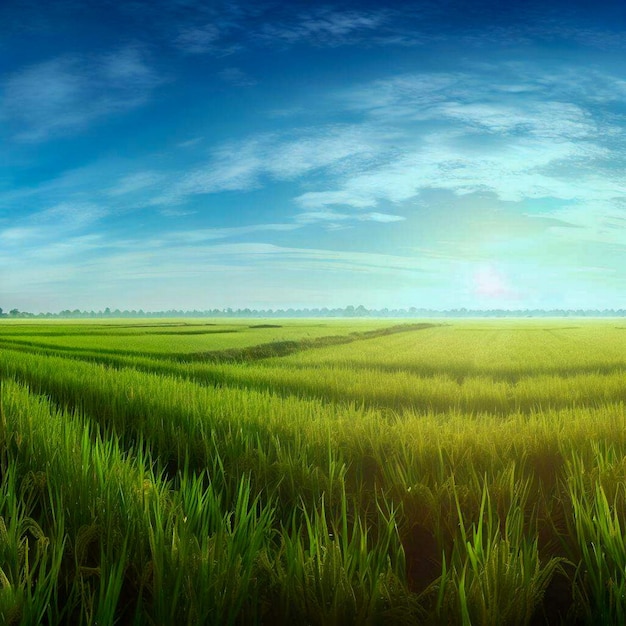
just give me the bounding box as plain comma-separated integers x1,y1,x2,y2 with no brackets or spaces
0,318,625,623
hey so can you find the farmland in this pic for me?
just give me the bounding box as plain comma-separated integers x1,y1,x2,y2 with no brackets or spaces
1,318,626,624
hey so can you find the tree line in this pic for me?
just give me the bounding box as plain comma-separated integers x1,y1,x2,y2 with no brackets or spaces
1,306,625,319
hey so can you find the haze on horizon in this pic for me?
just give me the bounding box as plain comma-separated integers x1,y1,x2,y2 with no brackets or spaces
1,0,626,314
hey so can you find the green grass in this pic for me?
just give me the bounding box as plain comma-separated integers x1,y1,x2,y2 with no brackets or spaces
0,317,625,623
0,318,398,357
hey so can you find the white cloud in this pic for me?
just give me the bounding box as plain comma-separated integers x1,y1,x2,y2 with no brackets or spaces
338,68,626,139
154,125,382,203
366,212,405,223
152,223,301,244
158,242,430,275
429,100,595,139
296,209,405,225
174,23,221,53
143,66,623,227
160,208,197,218
259,8,389,46
0,227,40,244
177,137,203,148
108,171,164,197
1,47,160,141
293,132,615,211
35,202,108,229
0,202,107,259
291,67,624,242
337,73,462,115
167,143,264,197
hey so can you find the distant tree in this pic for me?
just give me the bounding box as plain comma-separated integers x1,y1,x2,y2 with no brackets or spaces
9,308,19,317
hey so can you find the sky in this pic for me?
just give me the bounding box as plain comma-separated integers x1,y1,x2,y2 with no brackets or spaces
2,0,626,313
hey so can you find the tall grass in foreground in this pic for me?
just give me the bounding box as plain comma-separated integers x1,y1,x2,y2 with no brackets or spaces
0,460,65,625
429,480,563,625
563,444,626,624
0,379,416,624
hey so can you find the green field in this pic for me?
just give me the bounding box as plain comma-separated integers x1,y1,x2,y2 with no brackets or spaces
1,318,626,624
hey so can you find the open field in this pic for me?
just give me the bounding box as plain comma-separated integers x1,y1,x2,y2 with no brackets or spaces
1,318,626,624
0,319,396,357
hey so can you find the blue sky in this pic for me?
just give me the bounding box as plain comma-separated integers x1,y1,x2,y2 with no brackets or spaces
2,0,626,312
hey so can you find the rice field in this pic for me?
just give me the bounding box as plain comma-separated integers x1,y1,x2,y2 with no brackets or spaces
1,318,625,624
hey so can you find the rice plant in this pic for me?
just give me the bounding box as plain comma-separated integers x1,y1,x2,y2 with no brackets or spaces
428,480,563,625
1,318,625,622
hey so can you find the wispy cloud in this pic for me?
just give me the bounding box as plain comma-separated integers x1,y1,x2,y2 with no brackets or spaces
151,223,301,245
36,201,108,229
107,171,165,197
259,8,389,46
174,23,221,53
1,47,160,141
153,125,382,203
296,209,405,228
0,201,107,251
295,133,611,210
164,4,420,55
293,67,625,238
174,23,242,56
218,67,257,87
92,241,432,279
161,2,626,58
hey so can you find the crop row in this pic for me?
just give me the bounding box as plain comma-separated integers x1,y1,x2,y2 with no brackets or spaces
2,339,626,622
2,337,625,415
